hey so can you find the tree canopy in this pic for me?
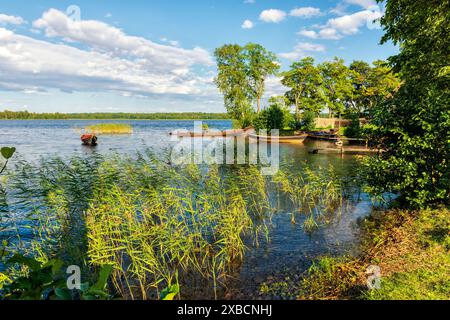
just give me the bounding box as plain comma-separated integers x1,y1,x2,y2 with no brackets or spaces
214,43,279,126
364,0,450,208
281,57,324,122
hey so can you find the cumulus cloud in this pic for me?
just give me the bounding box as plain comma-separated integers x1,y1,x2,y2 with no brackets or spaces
289,7,322,18
297,8,383,40
344,0,377,9
278,42,325,61
241,19,254,29
259,9,287,23
32,9,213,70
264,76,287,98
0,9,216,97
0,13,26,26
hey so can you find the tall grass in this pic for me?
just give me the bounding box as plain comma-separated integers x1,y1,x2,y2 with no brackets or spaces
1,151,346,299
273,164,343,232
83,123,133,134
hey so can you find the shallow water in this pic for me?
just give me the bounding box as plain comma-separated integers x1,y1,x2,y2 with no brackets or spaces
0,120,371,299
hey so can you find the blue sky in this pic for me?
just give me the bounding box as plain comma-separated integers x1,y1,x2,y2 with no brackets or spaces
0,0,397,113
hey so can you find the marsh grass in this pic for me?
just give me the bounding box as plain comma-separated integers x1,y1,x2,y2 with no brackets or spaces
1,150,347,300
273,164,344,232
83,123,133,135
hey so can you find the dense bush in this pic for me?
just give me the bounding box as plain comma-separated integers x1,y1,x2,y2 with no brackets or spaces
364,0,450,208
253,104,285,134
343,113,362,138
298,111,316,132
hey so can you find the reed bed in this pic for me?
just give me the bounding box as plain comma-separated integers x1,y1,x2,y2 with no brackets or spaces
83,123,133,134
273,164,343,232
1,150,347,299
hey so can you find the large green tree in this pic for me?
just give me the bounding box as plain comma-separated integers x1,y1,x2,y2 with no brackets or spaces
318,58,354,118
349,60,401,115
349,60,372,114
214,43,279,125
364,0,450,207
214,44,253,122
244,43,280,113
281,57,324,122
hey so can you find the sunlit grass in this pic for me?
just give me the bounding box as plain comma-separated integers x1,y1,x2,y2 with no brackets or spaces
84,123,133,134
1,151,347,300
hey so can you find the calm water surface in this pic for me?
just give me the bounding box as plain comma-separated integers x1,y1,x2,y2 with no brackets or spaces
0,120,372,299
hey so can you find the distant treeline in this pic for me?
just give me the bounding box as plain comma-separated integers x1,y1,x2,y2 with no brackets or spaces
0,110,230,120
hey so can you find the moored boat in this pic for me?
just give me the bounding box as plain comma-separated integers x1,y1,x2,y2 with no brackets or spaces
170,128,251,138
248,132,308,144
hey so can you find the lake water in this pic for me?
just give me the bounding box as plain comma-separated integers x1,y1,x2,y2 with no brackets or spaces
0,120,372,299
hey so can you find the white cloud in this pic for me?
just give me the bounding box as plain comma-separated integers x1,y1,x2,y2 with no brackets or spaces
289,7,321,18
241,19,254,29
297,29,318,39
298,8,383,40
32,9,213,70
344,0,377,9
264,76,287,98
318,28,342,40
259,9,287,23
327,9,382,35
0,9,217,98
0,13,25,26
279,42,325,61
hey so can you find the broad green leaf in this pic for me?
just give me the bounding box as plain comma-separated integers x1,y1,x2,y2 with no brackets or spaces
91,264,113,291
55,288,73,300
1,147,16,160
160,284,179,300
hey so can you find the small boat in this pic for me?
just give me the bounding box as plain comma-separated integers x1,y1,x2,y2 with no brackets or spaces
170,128,250,138
248,132,308,144
307,131,341,141
81,134,98,146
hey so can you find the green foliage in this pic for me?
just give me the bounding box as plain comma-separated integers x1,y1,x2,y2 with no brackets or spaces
245,43,280,113
348,60,400,115
84,123,133,135
364,208,450,300
364,0,450,208
343,113,363,138
298,111,316,132
1,147,15,160
0,147,15,176
272,164,343,229
0,111,229,120
1,251,113,300
214,43,279,125
0,150,351,300
160,284,180,300
318,57,354,117
253,104,284,134
281,57,324,120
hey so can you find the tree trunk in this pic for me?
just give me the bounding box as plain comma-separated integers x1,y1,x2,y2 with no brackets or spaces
257,97,261,113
